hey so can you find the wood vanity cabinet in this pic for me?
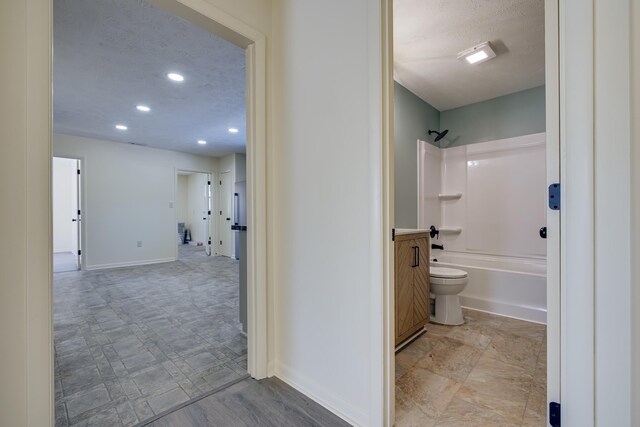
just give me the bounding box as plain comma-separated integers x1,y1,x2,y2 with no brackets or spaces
395,231,430,347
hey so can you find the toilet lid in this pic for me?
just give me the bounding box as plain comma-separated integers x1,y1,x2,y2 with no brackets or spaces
430,267,468,279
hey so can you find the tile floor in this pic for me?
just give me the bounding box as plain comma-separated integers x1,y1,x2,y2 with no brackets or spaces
396,309,547,427
54,245,246,427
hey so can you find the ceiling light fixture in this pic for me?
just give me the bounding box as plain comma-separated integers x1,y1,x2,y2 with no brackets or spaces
457,41,496,65
228,128,239,133
115,124,128,130
136,105,151,112
167,72,184,82
197,140,207,145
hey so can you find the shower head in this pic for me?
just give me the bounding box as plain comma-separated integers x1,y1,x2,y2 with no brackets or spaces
428,129,449,142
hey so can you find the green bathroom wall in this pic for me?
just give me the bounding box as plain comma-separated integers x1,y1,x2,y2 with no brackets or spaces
439,85,546,147
394,81,440,228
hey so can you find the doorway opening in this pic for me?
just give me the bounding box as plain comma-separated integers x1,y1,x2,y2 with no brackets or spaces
50,0,266,425
176,170,213,258
53,157,81,273
387,0,558,425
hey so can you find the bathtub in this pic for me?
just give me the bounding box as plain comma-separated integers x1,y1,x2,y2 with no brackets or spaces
430,252,547,324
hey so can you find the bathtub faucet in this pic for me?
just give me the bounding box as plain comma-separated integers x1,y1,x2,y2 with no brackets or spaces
431,243,444,250
429,225,440,239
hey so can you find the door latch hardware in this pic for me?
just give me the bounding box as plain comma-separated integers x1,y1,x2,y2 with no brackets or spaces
548,183,560,210
539,227,547,239
549,402,561,427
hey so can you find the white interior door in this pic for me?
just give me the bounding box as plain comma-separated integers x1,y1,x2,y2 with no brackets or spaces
52,157,80,272
219,171,235,257
206,174,212,256
72,160,80,268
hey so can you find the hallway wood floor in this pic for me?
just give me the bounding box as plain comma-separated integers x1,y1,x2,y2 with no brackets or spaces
146,377,349,427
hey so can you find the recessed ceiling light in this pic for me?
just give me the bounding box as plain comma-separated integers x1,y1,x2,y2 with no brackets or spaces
228,128,239,133
167,72,184,82
457,41,496,65
136,105,150,112
115,124,128,130
197,140,207,145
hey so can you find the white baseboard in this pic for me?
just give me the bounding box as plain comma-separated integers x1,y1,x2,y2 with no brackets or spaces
85,257,175,271
459,295,547,324
274,361,367,426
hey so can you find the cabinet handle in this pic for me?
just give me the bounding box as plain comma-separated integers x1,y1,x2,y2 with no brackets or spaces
416,246,420,267
411,246,418,267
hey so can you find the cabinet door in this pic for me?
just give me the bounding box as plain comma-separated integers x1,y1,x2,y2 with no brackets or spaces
413,237,430,326
395,239,415,340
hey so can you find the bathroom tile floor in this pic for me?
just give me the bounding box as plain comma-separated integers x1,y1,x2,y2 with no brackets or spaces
396,309,546,426
54,245,246,427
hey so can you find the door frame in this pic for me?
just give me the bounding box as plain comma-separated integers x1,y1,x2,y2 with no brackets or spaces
20,0,268,423
378,0,563,425
121,0,271,380
218,169,235,258
52,156,85,271
174,169,214,258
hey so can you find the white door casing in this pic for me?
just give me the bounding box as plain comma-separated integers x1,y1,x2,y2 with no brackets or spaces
219,171,234,258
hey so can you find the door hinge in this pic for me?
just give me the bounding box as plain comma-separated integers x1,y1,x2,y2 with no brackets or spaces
208,210,211,215
549,402,561,427
549,183,560,210
220,210,222,215
207,180,211,185
77,250,82,256
392,228,395,241
220,240,222,245
78,209,81,215
220,180,222,185
77,169,81,175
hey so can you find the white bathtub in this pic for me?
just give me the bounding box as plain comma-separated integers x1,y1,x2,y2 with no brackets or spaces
430,252,547,324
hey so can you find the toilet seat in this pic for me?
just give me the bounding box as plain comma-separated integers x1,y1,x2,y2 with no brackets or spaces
430,266,468,279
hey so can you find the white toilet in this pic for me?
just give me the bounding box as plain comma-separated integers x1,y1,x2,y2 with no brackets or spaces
429,266,469,325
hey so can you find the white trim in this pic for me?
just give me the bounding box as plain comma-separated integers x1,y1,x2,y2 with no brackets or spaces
378,0,395,425
560,0,596,424
274,361,367,427
593,0,632,424
84,258,176,271
632,0,640,423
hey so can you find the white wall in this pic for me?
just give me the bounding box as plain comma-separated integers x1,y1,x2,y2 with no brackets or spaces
235,153,246,181
53,133,217,269
52,157,77,253
176,175,188,225
271,1,379,424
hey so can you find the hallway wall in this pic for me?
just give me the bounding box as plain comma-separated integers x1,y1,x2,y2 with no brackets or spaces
53,133,218,269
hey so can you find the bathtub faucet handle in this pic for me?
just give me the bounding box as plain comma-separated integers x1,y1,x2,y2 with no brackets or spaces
429,225,440,239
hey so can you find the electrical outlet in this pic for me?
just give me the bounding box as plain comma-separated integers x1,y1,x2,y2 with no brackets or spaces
137,241,142,248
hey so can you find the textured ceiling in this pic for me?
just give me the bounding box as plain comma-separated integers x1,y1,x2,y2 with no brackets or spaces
393,0,545,111
53,0,246,157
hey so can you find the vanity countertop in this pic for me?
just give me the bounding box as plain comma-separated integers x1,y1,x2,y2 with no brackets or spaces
395,228,430,236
